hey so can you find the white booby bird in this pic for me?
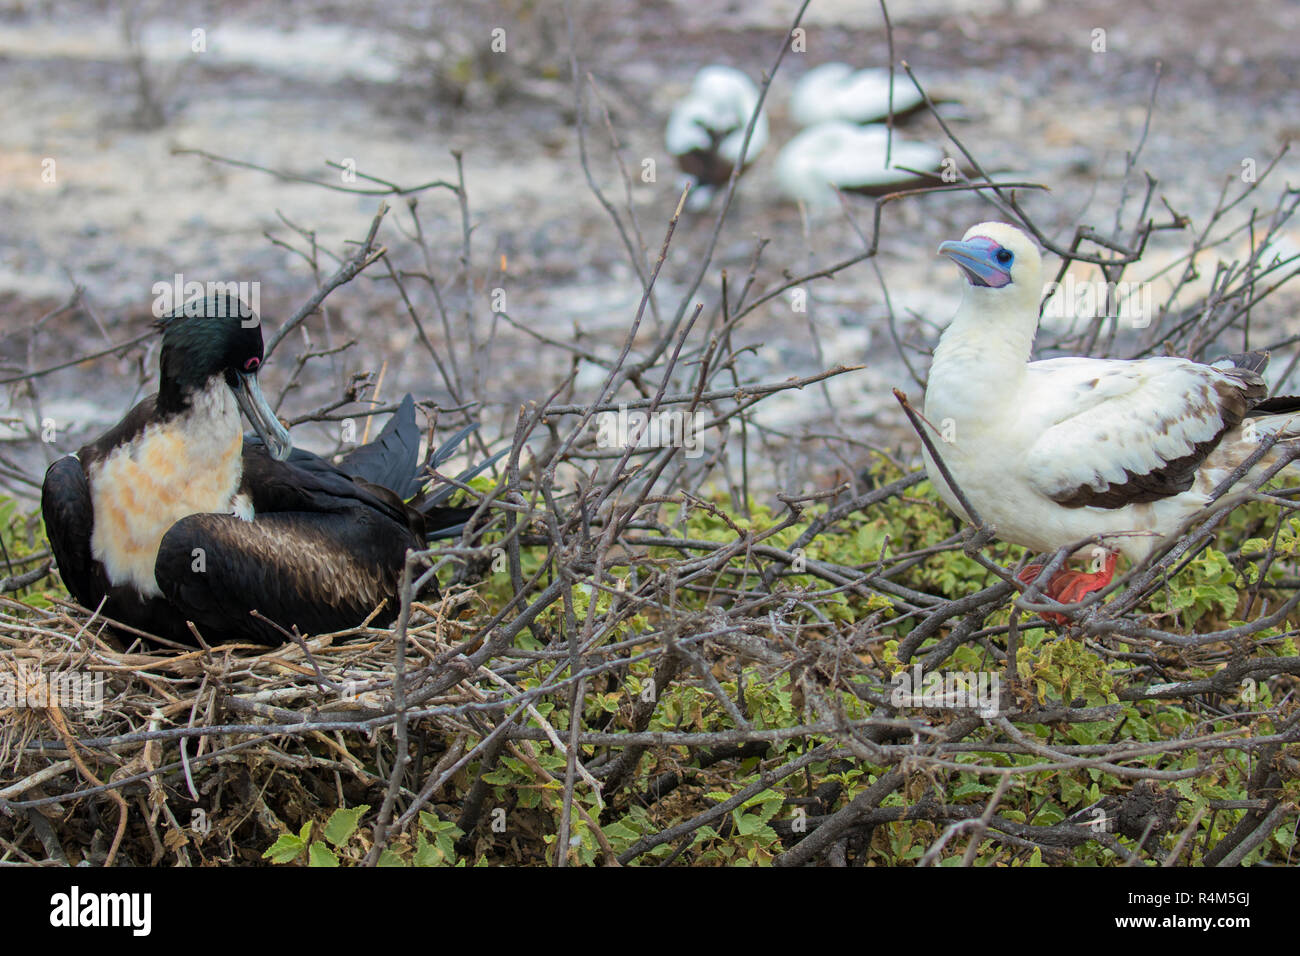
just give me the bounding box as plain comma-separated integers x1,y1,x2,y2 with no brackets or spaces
789,62,925,127
923,222,1300,622
775,121,945,209
665,65,770,211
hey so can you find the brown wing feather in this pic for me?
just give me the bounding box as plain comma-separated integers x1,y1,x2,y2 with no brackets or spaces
1051,366,1266,510
155,510,420,645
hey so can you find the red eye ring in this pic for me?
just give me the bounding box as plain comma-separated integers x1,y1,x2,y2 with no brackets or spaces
244,356,261,372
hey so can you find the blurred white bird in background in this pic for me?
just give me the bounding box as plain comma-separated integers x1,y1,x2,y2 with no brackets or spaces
775,121,947,208
665,65,770,212
788,61,925,127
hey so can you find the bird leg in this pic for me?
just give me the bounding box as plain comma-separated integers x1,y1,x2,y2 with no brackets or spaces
1017,552,1119,626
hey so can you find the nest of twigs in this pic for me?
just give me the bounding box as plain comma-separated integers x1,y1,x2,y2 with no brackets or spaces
0,589,516,865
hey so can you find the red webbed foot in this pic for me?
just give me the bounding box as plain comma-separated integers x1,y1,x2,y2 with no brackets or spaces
1017,552,1119,626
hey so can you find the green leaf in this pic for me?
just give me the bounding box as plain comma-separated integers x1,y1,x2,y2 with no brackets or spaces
600,820,642,845
308,841,339,867
414,832,449,867
951,781,995,800
323,805,370,847
262,833,306,864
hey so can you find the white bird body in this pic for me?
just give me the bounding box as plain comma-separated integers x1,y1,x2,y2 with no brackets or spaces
924,222,1300,570
775,122,944,208
665,66,769,210
789,62,923,127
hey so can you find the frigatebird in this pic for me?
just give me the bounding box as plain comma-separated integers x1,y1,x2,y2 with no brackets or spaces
41,294,493,646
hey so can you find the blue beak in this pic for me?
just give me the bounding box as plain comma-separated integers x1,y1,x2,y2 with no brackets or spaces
938,237,1013,289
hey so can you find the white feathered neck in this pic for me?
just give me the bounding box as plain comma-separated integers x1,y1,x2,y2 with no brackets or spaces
928,259,1042,410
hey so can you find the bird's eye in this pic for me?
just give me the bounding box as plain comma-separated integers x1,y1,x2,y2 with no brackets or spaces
243,356,261,372
996,249,1014,265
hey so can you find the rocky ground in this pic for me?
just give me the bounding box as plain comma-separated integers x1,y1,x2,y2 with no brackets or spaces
1,0,1297,502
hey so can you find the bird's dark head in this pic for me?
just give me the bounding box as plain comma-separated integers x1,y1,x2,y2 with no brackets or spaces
157,294,291,460
158,294,264,389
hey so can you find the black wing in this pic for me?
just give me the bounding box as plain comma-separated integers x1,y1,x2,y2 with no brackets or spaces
245,401,504,541
41,455,109,611
156,509,419,645
337,393,423,497
240,438,416,527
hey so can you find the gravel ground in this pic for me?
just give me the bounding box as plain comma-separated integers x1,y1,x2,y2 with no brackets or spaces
1,0,1297,500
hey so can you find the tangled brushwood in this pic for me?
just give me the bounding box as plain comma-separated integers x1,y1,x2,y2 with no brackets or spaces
2,2,1299,867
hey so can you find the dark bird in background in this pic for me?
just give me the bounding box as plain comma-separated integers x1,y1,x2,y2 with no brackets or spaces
41,295,498,646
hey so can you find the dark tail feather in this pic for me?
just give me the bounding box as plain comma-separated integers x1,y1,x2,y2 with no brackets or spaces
1212,350,1271,375
1215,354,1300,415
338,394,422,497
411,426,509,539
430,423,479,464
421,447,510,508
1249,394,1300,416
416,451,510,539
423,506,481,540
340,395,506,515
